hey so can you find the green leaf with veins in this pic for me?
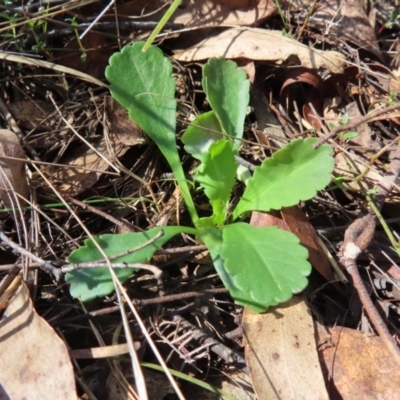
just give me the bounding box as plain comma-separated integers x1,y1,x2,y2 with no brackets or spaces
220,223,311,312
202,58,249,148
66,226,195,302
105,41,198,223
233,138,334,219
196,139,237,226
182,111,223,161
199,223,311,312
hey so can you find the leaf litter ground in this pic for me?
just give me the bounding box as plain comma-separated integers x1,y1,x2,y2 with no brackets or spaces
1,0,400,399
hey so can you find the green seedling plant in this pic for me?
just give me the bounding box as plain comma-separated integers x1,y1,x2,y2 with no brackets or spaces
65,16,87,62
378,7,400,34
328,113,358,143
27,3,51,53
0,11,27,52
65,42,334,312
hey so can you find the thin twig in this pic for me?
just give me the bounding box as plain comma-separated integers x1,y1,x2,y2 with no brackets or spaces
296,0,318,41
0,228,61,280
234,156,256,171
108,230,164,261
315,103,400,148
52,288,229,326
172,315,248,374
61,262,162,280
339,146,400,366
79,0,115,40
157,244,206,254
65,195,135,232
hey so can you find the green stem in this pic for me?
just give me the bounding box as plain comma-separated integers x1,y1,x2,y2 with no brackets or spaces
366,193,400,254
142,0,182,52
159,146,199,225
273,0,289,32
140,362,239,400
0,197,151,213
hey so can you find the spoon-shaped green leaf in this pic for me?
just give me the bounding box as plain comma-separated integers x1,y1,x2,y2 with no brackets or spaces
106,42,198,224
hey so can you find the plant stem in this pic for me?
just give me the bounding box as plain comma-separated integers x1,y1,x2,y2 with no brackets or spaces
273,0,289,32
176,180,199,225
0,197,150,213
142,0,182,52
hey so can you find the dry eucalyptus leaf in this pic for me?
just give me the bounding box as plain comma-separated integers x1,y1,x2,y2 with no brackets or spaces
168,0,278,27
0,281,76,399
43,98,147,195
335,152,393,193
0,129,29,207
244,295,329,400
289,0,382,61
44,135,126,195
117,0,279,28
317,325,400,399
105,96,148,147
173,28,346,74
7,100,56,130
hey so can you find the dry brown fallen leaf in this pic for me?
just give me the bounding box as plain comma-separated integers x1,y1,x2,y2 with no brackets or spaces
0,281,76,399
105,96,148,147
244,295,329,400
57,33,113,79
317,325,400,399
335,151,398,194
339,102,379,149
117,0,278,28
173,27,346,74
0,129,29,207
7,100,57,131
44,98,146,195
44,135,119,195
290,0,382,61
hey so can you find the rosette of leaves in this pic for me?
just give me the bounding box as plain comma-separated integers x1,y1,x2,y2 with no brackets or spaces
65,42,334,312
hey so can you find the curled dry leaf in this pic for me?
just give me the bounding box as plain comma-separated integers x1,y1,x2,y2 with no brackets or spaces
173,28,346,74
0,281,76,399
280,67,324,129
0,129,29,207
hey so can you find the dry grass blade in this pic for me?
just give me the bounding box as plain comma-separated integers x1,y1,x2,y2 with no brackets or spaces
0,52,107,87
